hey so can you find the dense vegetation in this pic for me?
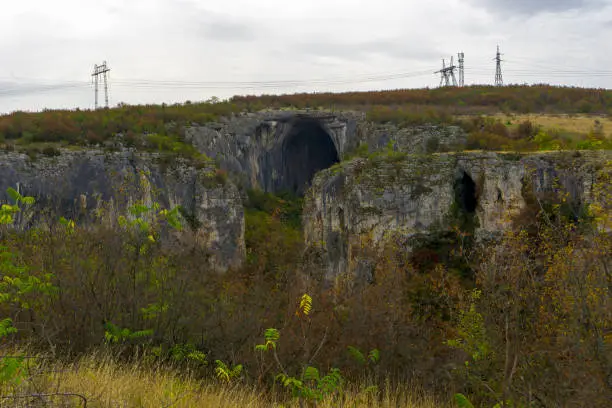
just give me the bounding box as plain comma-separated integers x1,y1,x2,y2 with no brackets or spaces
1,157,611,406
233,85,612,115
0,86,611,406
1,85,610,160
0,100,239,162
0,86,609,140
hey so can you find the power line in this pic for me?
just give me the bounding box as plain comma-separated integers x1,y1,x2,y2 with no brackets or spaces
0,68,436,95
1,57,612,106
110,70,436,88
0,82,90,97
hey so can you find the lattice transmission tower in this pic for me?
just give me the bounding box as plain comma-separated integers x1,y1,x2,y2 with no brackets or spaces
92,61,111,109
494,46,503,86
458,52,465,87
435,56,458,87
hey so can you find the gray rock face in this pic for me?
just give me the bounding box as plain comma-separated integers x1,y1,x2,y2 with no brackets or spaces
358,123,467,154
303,150,611,280
0,149,245,270
183,110,465,195
184,111,360,194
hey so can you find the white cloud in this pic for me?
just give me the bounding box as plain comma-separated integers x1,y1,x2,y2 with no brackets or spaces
467,0,598,15
0,0,611,113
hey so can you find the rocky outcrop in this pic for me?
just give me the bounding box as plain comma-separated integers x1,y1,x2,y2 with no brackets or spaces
183,110,467,195
358,123,467,154
0,149,245,270
303,150,611,281
184,111,363,193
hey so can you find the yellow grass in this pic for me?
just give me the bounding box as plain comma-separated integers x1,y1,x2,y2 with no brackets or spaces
0,352,448,408
491,113,612,137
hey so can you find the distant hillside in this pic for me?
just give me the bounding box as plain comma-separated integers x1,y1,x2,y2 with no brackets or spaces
0,85,610,154
232,85,612,114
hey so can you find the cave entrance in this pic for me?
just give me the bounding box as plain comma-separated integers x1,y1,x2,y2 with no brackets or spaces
281,119,340,196
455,170,478,214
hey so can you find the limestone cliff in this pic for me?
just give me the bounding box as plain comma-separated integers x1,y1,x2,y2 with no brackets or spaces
303,150,611,281
2,109,608,279
184,111,361,194
183,110,464,195
0,149,245,270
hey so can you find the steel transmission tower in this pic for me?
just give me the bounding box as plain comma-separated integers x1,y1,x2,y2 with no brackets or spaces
494,46,503,86
435,56,458,87
458,52,465,87
92,61,111,109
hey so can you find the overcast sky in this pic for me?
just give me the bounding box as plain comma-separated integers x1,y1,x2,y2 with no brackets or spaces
1,0,611,113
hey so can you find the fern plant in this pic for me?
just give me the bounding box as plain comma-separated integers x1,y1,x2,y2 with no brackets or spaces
255,328,280,352
298,293,312,316
103,322,153,344
169,343,207,365
276,366,344,403
454,393,475,408
347,346,380,367
214,360,243,383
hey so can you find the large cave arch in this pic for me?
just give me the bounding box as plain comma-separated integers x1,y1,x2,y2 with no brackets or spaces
280,119,340,196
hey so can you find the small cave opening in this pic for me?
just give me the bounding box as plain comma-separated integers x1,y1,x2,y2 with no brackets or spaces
455,170,478,214
281,119,340,196
496,188,503,203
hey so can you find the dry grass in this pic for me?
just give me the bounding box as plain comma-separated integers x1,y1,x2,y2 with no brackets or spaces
0,352,448,408
493,113,612,137
456,112,612,138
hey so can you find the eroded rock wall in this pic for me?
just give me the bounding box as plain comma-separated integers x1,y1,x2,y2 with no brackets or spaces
184,111,363,192
0,149,245,270
304,150,611,281
182,110,467,193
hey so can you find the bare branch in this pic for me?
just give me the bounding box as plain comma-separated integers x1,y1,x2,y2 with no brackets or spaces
308,327,328,365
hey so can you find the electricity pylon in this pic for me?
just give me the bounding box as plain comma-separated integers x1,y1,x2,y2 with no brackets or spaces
458,52,465,87
494,46,503,86
92,61,111,109
435,56,458,87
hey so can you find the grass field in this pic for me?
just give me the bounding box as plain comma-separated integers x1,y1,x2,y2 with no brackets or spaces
490,113,612,137
0,352,448,408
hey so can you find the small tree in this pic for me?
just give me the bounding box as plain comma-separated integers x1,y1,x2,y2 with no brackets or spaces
256,294,344,407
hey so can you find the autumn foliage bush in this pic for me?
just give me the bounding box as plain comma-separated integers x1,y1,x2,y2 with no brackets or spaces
0,98,610,405
232,85,612,115
0,179,610,405
1,159,611,405
0,101,241,147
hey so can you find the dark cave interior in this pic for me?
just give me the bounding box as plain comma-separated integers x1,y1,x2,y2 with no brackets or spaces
455,170,478,214
281,119,340,196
